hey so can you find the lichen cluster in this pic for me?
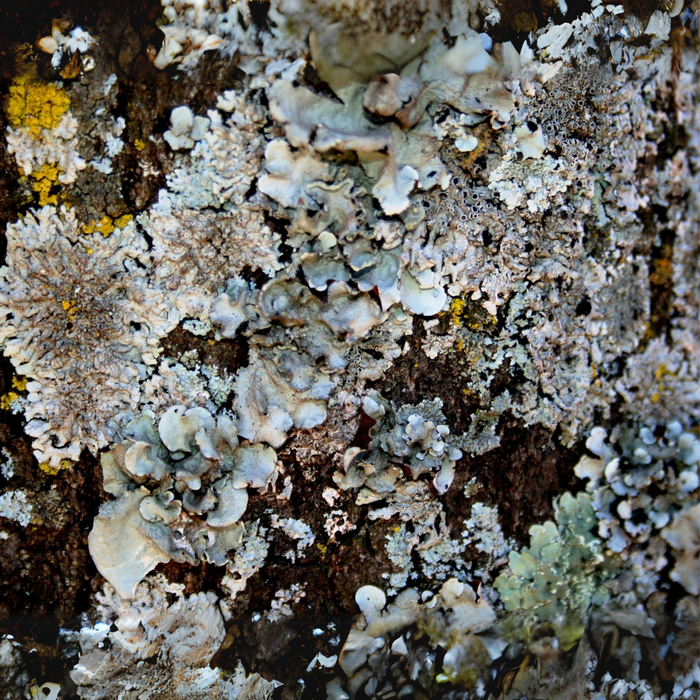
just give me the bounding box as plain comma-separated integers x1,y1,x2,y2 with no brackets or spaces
0,0,698,698
89,405,278,598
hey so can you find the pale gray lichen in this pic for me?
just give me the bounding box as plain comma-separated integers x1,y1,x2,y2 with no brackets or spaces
270,515,315,562
0,449,14,480
333,579,499,697
70,574,281,699
265,583,307,622
0,206,175,465
6,109,87,184
89,405,277,598
575,423,700,557
0,489,33,527
336,394,463,499
0,636,29,699
141,203,281,334
220,520,270,604
461,502,513,569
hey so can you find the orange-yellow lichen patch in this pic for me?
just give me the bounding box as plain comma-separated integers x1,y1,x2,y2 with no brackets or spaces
450,298,466,327
81,213,133,237
38,458,74,475
448,297,497,333
6,66,70,139
61,299,78,322
650,256,674,287
11,376,27,392
654,364,672,381
134,138,146,151
30,163,63,206
0,392,20,411
651,364,674,404
0,376,28,411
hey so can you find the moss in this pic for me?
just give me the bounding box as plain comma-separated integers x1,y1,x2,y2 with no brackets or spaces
6,65,70,139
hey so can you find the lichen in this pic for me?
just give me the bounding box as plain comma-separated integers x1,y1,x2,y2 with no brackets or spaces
6,67,71,138
494,492,618,650
70,574,281,698
0,489,33,527
0,206,175,465
89,405,276,598
0,0,698,697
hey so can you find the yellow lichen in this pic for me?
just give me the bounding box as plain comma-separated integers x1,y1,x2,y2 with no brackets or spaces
82,216,115,236
0,392,20,411
134,138,146,151
0,375,28,410
449,298,466,328
82,214,132,237
654,364,672,381
61,299,78,322
30,163,63,206
114,214,133,228
6,66,70,139
38,462,60,475
38,458,74,475
448,297,498,333
11,376,27,392
651,364,674,403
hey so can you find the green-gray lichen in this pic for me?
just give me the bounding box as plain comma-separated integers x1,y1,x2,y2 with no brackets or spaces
494,492,618,649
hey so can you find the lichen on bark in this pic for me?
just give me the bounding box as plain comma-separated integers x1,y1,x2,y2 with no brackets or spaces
0,0,699,699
